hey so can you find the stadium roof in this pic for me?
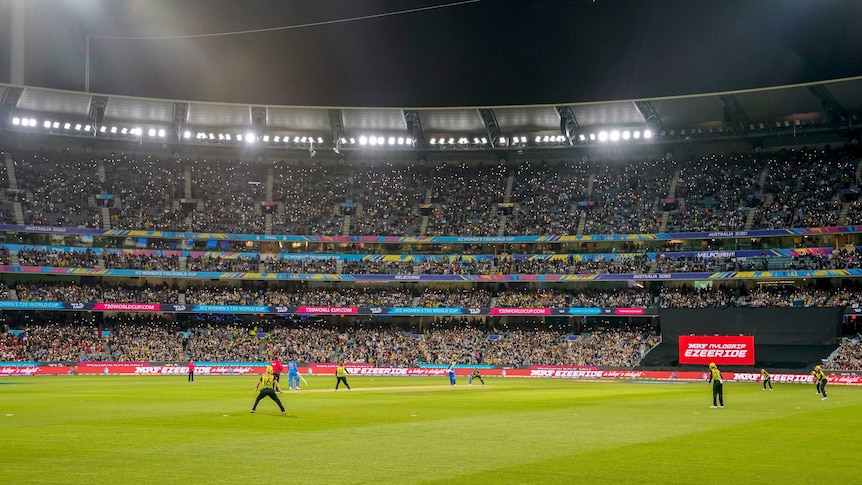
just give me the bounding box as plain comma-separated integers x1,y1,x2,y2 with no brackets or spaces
1,76,861,152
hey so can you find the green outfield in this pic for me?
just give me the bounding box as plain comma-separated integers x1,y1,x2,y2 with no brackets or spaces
1,375,860,484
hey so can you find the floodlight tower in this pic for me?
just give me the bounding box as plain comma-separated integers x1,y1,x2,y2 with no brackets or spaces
10,0,26,85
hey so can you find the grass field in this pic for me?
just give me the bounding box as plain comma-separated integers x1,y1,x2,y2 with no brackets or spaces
1,375,860,484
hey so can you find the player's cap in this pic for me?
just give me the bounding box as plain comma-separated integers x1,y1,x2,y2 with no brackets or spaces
709,362,716,368
815,365,821,370
266,365,274,373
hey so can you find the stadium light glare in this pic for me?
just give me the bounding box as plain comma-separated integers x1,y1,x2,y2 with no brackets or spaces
359,136,368,145
317,137,324,144
84,125,92,132
158,129,165,137
236,134,243,141
184,131,191,139
397,137,405,145
12,117,21,125
598,131,608,142
579,134,586,141
448,138,455,144
208,133,215,140
349,138,356,144
147,128,155,137
293,136,300,143
246,133,256,143
52,122,60,129
262,135,270,142
622,130,630,140
388,137,395,145
300,136,307,143
633,130,641,139
430,138,437,144
520,136,526,143
481,137,488,144
643,129,652,139
43,120,52,128
122,127,129,134
610,130,620,141
369,136,378,146
75,124,82,131
63,123,71,130
339,137,347,144
110,126,117,133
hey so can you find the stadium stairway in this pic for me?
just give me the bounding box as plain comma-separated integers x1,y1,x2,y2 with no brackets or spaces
265,167,274,200
5,154,18,188
13,201,24,225
183,167,193,198
101,206,111,229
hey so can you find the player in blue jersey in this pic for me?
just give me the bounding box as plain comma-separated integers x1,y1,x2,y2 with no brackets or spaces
287,359,300,391
447,361,457,386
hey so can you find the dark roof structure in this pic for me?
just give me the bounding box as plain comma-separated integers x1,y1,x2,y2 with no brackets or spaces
1,76,861,154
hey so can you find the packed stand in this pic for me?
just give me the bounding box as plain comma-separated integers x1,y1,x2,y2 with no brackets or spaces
186,254,261,272
425,162,507,236
262,256,337,274
341,258,415,275
504,161,589,236
16,247,99,268
189,160,266,233
418,256,493,275
271,162,348,235
103,155,186,230
350,164,426,236
13,154,102,228
103,251,180,270
825,335,862,371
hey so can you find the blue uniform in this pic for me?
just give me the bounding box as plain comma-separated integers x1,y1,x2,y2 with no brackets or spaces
287,360,300,390
447,362,457,386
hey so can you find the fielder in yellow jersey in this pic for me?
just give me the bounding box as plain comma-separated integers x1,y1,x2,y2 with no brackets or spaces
708,362,724,408
251,365,285,414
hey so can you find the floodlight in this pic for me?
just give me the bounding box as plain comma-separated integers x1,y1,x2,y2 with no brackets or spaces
147,128,155,137
579,134,586,141
184,131,191,139
589,133,596,141
598,131,608,142
262,135,269,142
622,130,630,140
84,125,92,132
430,138,437,145
448,138,455,144
43,120,52,128
300,136,307,143
12,117,21,125
75,124,82,131
369,136,378,146
610,130,620,141
317,137,323,143
359,136,368,145
398,137,405,145
63,123,71,130
52,122,60,129
110,126,117,133
388,137,395,145
481,137,488,144
643,130,652,139
158,129,165,137
122,128,129,135
633,131,641,139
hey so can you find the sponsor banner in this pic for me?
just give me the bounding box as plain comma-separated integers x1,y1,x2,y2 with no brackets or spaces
679,335,755,365
295,306,358,315
92,303,159,312
5,364,862,384
489,308,552,315
530,365,600,371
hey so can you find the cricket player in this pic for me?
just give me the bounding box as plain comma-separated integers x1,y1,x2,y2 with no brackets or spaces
761,369,773,390
287,359,300,391
251,365,285,414
447,361,457,386
813,365,828,400
335,362,351,391
708,362,724,408
468,368,485,386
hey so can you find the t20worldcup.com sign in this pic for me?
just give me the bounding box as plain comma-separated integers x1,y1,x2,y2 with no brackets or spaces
678,335,755,365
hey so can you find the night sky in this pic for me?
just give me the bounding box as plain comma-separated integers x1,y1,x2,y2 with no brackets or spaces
2,0,862,107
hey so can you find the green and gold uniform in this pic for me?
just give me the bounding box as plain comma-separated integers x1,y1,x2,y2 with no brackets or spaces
813,367,828,399
251,370,285,413
708,364,724,408
335,364,351,390
469,369,485,386
761,369,773,390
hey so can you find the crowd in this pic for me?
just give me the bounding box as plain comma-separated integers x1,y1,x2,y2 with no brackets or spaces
826,335,862,371
262,256,337,274
4,147,862,237
17,247,99,268
103,252,180,270
1,315,658,368
7,280,862,309
186,255,261,272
